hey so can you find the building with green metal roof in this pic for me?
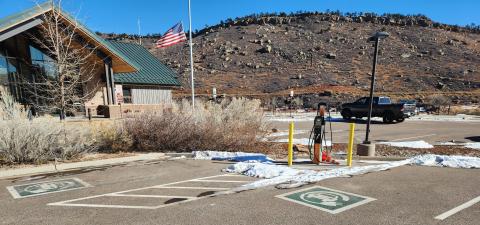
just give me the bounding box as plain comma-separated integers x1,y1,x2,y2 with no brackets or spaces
0,1,180,118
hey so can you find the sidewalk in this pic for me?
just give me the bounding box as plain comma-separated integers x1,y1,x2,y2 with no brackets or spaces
0,153,166,179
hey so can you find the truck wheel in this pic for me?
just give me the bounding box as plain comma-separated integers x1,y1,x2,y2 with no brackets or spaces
383,111,394,123
341,109,352,120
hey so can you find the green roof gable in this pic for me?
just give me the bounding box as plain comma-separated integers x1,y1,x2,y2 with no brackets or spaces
108,41,181,86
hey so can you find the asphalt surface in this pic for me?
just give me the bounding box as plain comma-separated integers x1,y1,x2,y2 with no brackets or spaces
1,159,479,225
268,116,480,144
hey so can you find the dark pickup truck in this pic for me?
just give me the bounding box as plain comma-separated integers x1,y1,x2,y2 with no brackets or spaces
340,96,407,123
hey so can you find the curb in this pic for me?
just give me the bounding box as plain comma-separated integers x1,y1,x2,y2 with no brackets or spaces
0,153,166,180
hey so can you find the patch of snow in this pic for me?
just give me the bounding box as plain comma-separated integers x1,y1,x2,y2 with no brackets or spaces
267,117,315,122
193,151,264,160
412,154,480,168
274,138,332,146
223,154,480,190
379,140,433,149
436,141,459,146
465,142,480,150
267,130,309,138
192,151,272,162
409,114,480,122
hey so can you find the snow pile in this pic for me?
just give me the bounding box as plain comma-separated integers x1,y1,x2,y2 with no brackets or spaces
224,159,411,190
437,141,458,146
274,138,332,146
379,140,433,148
464,142,480,150
224,154,480,190
412,154,480,168
192,151,271,162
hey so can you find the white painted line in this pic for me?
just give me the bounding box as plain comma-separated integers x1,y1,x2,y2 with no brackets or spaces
221,174,245,177
435,195,480,220
153,186,230,190
48,202,157,209
48,174,237,209
108,193,197,199
190,180,248,183
390,134,436,142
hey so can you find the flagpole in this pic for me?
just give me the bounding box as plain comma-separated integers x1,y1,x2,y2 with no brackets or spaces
188,0,195,110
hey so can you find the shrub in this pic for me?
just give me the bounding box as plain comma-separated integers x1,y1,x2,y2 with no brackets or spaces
0,118,97,164
92,121,133,152
0,90,96,165
122,98,269,152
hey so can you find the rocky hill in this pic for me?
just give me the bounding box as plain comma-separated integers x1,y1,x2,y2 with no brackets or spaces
101,12,480,105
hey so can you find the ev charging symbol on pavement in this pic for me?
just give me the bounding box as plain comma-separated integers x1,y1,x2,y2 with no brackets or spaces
276,186,376,214
300,191,351,207
7,178,91,199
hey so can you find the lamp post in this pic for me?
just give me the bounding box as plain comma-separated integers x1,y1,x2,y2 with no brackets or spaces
364,31,389,144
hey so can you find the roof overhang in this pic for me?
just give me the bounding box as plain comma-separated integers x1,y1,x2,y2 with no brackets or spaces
0,2,139,73
0,18,43,42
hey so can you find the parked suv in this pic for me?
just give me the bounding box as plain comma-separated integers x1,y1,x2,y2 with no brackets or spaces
340,96,407,123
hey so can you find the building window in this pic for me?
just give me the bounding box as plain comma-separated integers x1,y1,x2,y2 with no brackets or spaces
0,52,8,87
29,45,56,78
123,86,132,103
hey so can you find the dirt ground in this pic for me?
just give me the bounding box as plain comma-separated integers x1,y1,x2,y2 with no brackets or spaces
259,142,480,159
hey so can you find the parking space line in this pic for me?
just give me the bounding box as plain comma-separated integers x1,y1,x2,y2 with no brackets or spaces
49,203,158,209
48,173,248,209
107,194,197,199
434,195,480,220
153,186,230,190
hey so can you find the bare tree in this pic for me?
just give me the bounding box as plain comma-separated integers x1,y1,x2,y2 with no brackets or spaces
22,0,99,119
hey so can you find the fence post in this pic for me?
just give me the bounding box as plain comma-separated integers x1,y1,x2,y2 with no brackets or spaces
347,123,355,167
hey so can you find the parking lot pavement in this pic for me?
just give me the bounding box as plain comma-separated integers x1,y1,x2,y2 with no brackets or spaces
269,118,480,144
1,159,479,225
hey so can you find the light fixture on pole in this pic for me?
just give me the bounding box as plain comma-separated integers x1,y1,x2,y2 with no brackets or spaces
364,31,389,144
188,0,195,109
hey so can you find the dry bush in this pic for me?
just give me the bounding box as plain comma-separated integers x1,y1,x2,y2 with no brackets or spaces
0,118,97,164
448,106,480,116
92,121,133,152
0,90,96,165
122,98,269,152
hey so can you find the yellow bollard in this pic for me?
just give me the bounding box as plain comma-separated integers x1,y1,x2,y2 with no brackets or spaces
288,121,294,167
347,123,355,167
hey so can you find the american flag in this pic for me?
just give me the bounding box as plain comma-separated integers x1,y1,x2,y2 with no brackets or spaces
156,22,187,48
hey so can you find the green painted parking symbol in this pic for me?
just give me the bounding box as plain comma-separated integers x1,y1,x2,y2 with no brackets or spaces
276,186,375,214
7,178,91,199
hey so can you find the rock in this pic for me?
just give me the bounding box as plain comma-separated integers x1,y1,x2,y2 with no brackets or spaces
258,45,272,53
436,82,446,89
326,53,336,59
240,51,248,56
401,53,411,58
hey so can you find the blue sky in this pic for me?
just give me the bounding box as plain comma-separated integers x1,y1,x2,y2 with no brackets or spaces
1,0,479,35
